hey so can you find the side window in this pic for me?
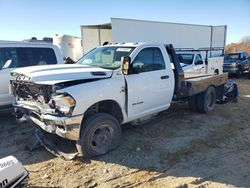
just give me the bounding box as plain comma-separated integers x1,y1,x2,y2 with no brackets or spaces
177,54,194,65
240,53,245,60
18,48,57,67
37,48,57,65
243,52,248,59
0,48,18,69
132,47,165,73
194,54,203,65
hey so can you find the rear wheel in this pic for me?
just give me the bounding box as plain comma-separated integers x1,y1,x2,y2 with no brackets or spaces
76,113,121,158
197,86,216,113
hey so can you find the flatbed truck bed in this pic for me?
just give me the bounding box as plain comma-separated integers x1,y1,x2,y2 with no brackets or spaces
183,72,227,97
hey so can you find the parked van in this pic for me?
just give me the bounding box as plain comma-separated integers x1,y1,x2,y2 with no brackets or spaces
0,40,63,109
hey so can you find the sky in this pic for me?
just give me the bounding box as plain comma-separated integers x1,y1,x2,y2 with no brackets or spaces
0,0,249,44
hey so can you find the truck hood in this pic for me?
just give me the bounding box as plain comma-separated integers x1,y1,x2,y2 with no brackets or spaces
11,64,113,85
171,63,191,71
180,63,191,71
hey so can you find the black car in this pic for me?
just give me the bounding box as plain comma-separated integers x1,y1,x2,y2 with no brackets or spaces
223,52,250,77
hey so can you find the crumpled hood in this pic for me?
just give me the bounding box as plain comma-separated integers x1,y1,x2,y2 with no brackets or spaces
11,64,113,85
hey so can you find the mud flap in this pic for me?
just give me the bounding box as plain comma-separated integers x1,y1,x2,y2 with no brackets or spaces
35,129,78,160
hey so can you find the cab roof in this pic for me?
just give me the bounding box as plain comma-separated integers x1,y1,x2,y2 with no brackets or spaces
100,42,169,48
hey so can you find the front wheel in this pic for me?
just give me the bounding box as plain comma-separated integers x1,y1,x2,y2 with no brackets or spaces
76,113,121,158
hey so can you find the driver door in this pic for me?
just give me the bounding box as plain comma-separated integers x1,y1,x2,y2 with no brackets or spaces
193,54,205,74
124,46,174,119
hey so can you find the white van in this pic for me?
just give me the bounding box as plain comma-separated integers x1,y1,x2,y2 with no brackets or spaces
0,40,63,109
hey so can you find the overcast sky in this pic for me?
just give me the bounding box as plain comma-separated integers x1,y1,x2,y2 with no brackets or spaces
0,0,249,44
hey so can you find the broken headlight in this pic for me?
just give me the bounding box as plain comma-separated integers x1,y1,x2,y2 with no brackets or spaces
49,94,76,116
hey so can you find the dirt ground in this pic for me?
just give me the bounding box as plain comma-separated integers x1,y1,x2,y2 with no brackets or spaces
1,77,250,188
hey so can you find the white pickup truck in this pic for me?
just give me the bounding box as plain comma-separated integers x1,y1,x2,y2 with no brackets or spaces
176,50,224,74
0,40,63,109
11,43,228,158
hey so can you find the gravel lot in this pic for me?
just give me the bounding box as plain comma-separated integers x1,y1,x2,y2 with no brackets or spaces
1,77,250,188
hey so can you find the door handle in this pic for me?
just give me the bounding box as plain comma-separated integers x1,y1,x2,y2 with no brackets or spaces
161,75,169,79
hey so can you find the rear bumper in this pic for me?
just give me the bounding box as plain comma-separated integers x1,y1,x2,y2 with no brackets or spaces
14,102,83,141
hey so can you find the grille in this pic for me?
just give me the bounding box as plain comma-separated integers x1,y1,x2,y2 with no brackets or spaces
12,80,52,104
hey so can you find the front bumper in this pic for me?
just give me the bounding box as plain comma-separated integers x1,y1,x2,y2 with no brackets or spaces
14,102,83,141
223,66,238,74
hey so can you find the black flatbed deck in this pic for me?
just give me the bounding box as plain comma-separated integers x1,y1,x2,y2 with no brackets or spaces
178,72,228,99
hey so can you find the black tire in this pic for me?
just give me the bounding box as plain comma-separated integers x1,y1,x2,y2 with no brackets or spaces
214,69,219,74
189,95,198,111
76,113,121,158
197,86,216,113
236,66,243,78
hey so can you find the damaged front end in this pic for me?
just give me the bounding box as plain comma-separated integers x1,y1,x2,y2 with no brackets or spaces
11,75,83,141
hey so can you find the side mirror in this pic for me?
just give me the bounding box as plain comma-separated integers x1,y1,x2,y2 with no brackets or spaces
195,60,203,65
64,57,75,64
121,56,131,75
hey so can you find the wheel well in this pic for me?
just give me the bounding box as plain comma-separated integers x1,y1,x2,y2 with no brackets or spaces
84,100,123,123
214,69,219,74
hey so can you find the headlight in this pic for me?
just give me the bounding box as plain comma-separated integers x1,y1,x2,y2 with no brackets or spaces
49,94,76,116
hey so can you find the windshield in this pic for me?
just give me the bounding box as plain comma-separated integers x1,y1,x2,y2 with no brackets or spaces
77,46,135,70
224,53,240,60
176,54,194,65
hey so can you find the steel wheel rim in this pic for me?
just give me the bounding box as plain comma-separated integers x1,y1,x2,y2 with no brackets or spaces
89,124,114,153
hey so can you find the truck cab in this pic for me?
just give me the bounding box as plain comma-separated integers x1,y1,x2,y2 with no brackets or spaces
176,51,223,75
176,52,205,74
223,52,250,77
